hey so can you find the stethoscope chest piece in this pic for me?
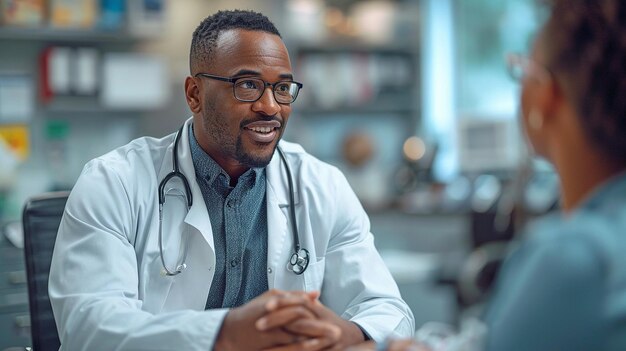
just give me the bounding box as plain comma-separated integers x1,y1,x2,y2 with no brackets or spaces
288,248,310,275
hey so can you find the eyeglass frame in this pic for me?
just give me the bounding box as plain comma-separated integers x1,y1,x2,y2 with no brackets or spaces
194,72,303,104
505,53,553,83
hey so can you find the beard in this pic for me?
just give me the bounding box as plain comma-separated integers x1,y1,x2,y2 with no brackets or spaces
234,134,280,168
201,99,283,170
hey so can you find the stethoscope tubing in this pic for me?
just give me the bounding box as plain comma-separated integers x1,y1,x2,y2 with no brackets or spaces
158,126,192,276
278,147,309,275
158,124,309,276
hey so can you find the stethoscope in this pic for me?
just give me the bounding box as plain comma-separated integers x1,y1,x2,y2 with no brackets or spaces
158,125,310,276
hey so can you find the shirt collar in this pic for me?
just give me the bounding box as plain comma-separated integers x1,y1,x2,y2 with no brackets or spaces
579,171,626,211
188,124,262,186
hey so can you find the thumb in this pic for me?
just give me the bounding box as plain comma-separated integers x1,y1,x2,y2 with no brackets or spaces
306,290,320,301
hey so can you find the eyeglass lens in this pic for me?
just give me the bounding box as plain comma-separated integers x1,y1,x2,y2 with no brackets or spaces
507,55,526,81
234,78,300,103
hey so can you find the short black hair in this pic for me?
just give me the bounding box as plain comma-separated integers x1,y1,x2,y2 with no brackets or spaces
190,10,281,74
540,0,626,161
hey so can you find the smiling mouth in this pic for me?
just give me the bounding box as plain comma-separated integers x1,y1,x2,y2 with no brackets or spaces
243,125,280,144
244,126,279,134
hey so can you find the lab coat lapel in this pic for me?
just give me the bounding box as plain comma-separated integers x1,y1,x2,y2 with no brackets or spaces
156,119,215,250
266,144,302,290
154,118,215,310
177,119,215,251
266,150,288,289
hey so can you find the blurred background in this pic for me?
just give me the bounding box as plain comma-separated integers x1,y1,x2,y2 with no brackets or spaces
0,0,562,348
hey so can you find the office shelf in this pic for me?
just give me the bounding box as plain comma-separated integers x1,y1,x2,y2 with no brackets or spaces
43,98,150,114
0,27,156,43
297,104,415,115
291,40,420,119
289,40,418,55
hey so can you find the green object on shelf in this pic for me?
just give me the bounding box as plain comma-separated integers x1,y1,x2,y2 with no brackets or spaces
46,120,70,140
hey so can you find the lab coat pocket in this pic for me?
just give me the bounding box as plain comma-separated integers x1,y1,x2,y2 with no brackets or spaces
304,257,325,292
142,252,175,314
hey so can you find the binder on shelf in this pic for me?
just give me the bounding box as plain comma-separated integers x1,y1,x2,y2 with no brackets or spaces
0,73,35,123
39,46,100,103
127,0,165,37
74,48,99,95
98,0,126,30
0,0,45,27
101,53,168,110
39,46,72,101
50,0,97,28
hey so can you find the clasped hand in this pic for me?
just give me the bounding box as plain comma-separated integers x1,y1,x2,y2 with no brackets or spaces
214,289,364,351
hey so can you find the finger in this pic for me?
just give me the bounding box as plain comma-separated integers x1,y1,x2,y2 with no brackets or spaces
262,336,336,351
261,328,302,346
306,290,320,301
344,341,376,351
265,292,312,312
388,339,430,351
302,298,331,319
264,289,308,301
282,318,341,340
256,305,317,331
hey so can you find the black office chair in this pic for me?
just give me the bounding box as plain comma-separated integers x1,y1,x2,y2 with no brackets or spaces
22,191,69,351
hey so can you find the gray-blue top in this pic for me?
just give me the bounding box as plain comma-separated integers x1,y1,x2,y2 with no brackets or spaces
188,126,269,309
484,172,626,350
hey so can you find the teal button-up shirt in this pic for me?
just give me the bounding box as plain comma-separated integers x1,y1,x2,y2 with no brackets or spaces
484,172,626,350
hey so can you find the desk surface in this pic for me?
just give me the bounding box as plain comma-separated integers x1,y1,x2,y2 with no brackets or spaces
0,211,470,344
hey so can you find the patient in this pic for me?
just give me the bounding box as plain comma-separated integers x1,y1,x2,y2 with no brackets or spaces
349,0,626,350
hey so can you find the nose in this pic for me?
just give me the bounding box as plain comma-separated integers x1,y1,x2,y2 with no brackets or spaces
251,86,281,116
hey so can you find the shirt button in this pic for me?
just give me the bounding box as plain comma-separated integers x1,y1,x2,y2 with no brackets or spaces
267,267,273,274
230,259,239,267
227,199,234,208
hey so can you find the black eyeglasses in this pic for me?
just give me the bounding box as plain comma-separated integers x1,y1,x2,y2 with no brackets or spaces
506,53,552,83
194,73,303,104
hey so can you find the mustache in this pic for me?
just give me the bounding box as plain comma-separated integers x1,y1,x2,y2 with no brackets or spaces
240,115,283,128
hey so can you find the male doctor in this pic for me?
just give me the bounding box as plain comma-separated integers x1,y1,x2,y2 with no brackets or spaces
49,10,414,351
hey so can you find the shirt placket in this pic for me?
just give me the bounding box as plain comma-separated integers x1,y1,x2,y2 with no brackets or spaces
222,187,244,307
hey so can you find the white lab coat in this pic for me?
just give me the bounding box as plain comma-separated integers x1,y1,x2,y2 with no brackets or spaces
49,118,414,351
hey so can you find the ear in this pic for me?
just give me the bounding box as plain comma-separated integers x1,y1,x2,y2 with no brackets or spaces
184,76,202,113
539,75,563,125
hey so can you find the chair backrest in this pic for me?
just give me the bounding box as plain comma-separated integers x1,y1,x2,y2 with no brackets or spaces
22,191,69,351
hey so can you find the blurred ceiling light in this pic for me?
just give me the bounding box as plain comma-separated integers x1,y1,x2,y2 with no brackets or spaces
345,17,358,37
325,7,344,28
288,0,323,15
350,0,395,44
287,0,326,42
403,136,426,162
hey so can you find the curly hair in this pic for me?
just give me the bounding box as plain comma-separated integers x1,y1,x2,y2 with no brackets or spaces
540,0,626,161
190,10,281,74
